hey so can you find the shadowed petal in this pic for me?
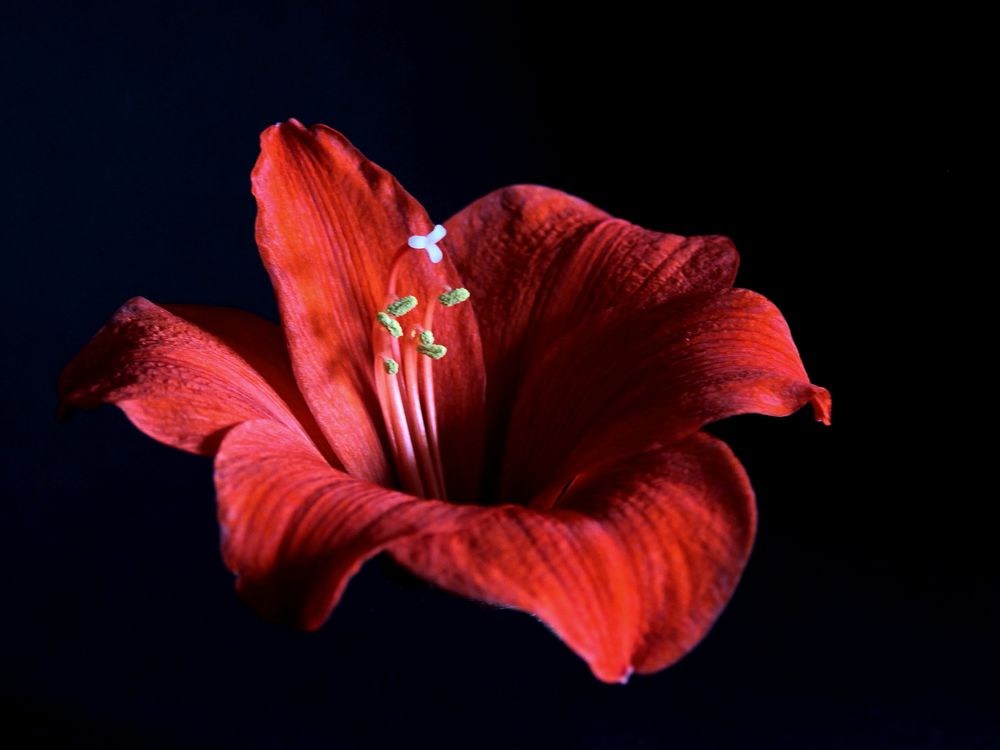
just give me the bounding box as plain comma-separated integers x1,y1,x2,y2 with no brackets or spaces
59,297,324,456
252,120,484,488
216,421,754,682
500,288,830,500
215,419,474,628
388,433,756,682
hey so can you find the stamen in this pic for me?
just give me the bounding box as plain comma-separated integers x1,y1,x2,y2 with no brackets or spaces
385,368,426,496
383,357,399,375
386,295,418,317
419,303,447,501
376,312,403,338
419,329,435,345
371,326,422,495
438,287,470,307
417,343,447,359
402,336,444,498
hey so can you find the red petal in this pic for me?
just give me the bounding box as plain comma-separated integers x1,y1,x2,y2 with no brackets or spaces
59,298,323,456
500,288,830,500
388,433,755,682
443,185,739,473
216,420,753,681
445,185,739,322
252,121,484,487
215,419,471,628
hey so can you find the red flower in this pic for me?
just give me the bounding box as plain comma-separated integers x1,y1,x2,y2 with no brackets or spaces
59,120,830,683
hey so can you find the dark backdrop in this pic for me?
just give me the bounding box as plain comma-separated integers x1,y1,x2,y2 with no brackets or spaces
2,2,988,748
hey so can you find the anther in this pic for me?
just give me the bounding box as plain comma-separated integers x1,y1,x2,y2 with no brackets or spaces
376,312,403,338
383,357,399,375
438,287,470,307
386,295,418,317
417,343,447,360
407,225,447,264
419,330,435,345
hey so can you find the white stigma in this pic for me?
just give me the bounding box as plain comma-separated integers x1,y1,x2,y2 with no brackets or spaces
407,224,447,264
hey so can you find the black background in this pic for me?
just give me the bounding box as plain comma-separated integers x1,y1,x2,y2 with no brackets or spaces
3,2,989,748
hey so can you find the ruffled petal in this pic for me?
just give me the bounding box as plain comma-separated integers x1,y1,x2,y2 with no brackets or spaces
215,421,754,682
215,419,471,628
445,185,739,328
58,298,323,456
442,185,740,488
388,433,755,682
500,288,830,501
252,120,484,487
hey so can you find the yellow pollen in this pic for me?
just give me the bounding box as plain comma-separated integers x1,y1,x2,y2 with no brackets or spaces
376,312,403,337
438,288,470,307
386,295,418,317
417,343,447,359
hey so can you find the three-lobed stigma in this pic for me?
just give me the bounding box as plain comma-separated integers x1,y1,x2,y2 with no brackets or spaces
407,225,447,264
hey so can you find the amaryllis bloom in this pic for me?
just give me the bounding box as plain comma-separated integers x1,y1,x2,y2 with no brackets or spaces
59,119,830,683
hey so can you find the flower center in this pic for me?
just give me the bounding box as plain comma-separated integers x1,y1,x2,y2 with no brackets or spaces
371,226,470,500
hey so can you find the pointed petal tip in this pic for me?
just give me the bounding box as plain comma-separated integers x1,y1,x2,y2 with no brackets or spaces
263,118,354,143
811,387,832,425
587,660,636,685
273,117,304,128
259,118,308,144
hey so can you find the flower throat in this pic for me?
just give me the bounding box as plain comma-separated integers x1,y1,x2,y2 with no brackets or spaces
371,225,470,501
